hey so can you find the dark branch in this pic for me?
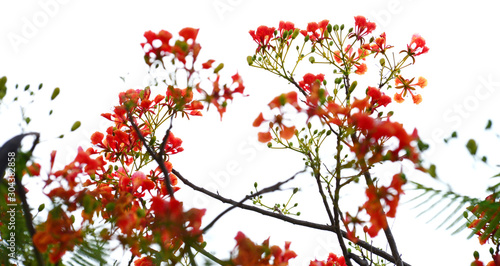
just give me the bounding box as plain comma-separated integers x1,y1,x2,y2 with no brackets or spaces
351,132,404,266
172,168,411,266
126,110,175,197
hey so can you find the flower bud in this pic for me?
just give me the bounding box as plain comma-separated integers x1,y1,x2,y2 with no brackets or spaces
71,121,81,132
292,28,300,39
51,87,60,100
282,30,288,39
380,58,385,66
214,63,224,74
309,56,315,63
340,24,345,30
333,24,339,31
304,35,310,42
348,81,357,94
247,56,253,66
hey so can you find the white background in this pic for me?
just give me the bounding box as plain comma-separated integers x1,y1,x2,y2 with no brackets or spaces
1,0,500,265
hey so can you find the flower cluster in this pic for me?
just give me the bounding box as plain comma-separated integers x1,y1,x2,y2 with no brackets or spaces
30,28,247,264
300,19,329,42
310,253,347,266
350,16,376,42
141,28,200,65
248,16,430,263
253,91,300,143
231,231,297,266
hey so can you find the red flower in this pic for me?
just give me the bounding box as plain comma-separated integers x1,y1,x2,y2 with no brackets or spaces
26,162,41,176
134,257,155,266
202,59,216,69
351,16,376,42
406,34,429,56
367,86,391,107
179,27,199,42
365,32,393,56
301,20,329,41
278,21,295,39
232,231,297,265
298,73,325,93
310,253,347,266
33,209,83,263
249,25,276,51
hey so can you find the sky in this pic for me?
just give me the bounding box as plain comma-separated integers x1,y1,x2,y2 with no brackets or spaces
1,0,500,265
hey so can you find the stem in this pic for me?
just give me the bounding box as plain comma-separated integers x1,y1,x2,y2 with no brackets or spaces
351,133,404,266
15,173,44,266
202,170,303,233
332,130,353,266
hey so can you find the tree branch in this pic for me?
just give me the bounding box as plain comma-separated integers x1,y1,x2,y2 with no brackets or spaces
172,168,411,266
126,110,175,197
352,131,404,266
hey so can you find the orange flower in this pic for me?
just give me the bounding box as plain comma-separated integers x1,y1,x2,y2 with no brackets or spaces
355,63,367,75
135,257,155,266
33,209,83,263
258,132,273,143
393,75,427,104
232,231,297,266
280,125,296,140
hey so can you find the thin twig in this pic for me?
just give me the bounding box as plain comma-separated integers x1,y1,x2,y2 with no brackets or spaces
190,241,232,266
202,169,305,233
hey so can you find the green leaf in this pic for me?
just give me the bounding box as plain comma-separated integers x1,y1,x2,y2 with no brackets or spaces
428,164,437,178
486,119,492,130
417,139,430,152
0,76,7,100
466,139,478,156
51,87,60,100
71,121,81,131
